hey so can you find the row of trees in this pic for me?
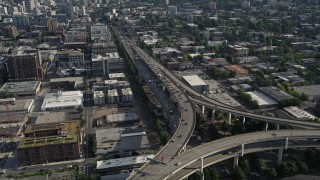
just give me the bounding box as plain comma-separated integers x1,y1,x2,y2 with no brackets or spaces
237,89,259,109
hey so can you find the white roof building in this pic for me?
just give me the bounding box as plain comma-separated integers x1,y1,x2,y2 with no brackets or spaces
284,106,317,120
96,154,154,170
246,91,277,107
41,91,83,111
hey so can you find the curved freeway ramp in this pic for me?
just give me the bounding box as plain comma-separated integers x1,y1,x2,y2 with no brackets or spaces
191,97,320,129
134,130,320,180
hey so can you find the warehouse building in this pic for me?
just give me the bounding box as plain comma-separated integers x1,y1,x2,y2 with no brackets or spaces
246,91,278,108
182,75,209,94
49,77,83,90
41,91,83,111
259,86,294,103
283,106,317,121
0,81,41,98
294,85,320,101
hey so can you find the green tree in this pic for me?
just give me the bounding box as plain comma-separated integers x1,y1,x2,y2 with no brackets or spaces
232,166,246,180
297,162,308,173
265,168,277,179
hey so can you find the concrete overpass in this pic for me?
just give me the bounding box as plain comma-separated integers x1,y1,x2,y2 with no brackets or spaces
135,130,320,180
115,33,196,180
191,97,320,129
128,42,320,130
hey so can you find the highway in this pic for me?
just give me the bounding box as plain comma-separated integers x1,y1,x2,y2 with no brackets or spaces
126,39,320,129
169,140,320,180
115,30,196,180
191,97,320,129
135,130,320,180
114,32,320,180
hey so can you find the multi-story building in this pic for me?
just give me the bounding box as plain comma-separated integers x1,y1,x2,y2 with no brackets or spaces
0,81,41,98
12,15,30,29
18,121,80,165
47,17,58,32
92,42,117,55
90,24,112,43
1,25,18,38
227,45,249,56
24,0,36,13
6,47,43,81
91,52,124,77
168,6,177,16
107,89,119,104
64,31,86,49
56,50,85,69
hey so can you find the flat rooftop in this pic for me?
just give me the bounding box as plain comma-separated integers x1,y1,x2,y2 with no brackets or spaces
259,86,294,102
101,173,133,180
246,91,277,106
294,85,320,100
97,154,154,170
41,91,83,110
96,126,151,155
35,112,66,124
19,121,79,148
207,92,241,107
204,79,221,91
0,99,34,113
109,73,125,79
0,81,40,93
182,75,208,86
284,106,317,120
50,77,83,83
106,113,139,123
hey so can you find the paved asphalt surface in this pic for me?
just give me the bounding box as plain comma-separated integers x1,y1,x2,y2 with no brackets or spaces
169,139,320,180
114,30,196,180
134,129,320,180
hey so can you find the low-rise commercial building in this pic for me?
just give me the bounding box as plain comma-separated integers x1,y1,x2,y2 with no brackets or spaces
56,50,85,69
246,91,278,107
121,88,133,103
34,112,66,124
107,89,119,104
182,75,209,94
0,99,34,113
96,127,151,156
224,65,248,76
91,53,124,77
109,73,126,80
259,86,294,103
41,91,83,111
294,85,320,101
18,121,80,165
283,106,317,120
94,91,105,106
0,81,41,98
49,77,83,90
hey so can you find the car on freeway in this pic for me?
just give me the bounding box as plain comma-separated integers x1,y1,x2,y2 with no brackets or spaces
175,162,182,166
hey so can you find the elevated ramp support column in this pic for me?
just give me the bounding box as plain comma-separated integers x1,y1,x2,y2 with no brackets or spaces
285,137,289,150
233,155,239,168
202,106,205,115
276,124,280,130
212,109,216,121
278,148,284,165
265,123,269,131
228,113,232,125
162,86,166,91
196,157,204,180
242,117,246,124
241,144,244,156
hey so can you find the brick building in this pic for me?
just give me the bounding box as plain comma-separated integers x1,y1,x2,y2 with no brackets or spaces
18,121,80,165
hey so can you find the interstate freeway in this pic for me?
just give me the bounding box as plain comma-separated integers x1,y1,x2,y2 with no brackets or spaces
136,130,320,180
115,32,320,180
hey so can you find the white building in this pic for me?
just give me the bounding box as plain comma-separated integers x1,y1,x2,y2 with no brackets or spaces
246,91,277,107
284,106,318,121
182,75,209,94
94,91,105,106
41,91,83,111
121,88,133,103
107,89,119,104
